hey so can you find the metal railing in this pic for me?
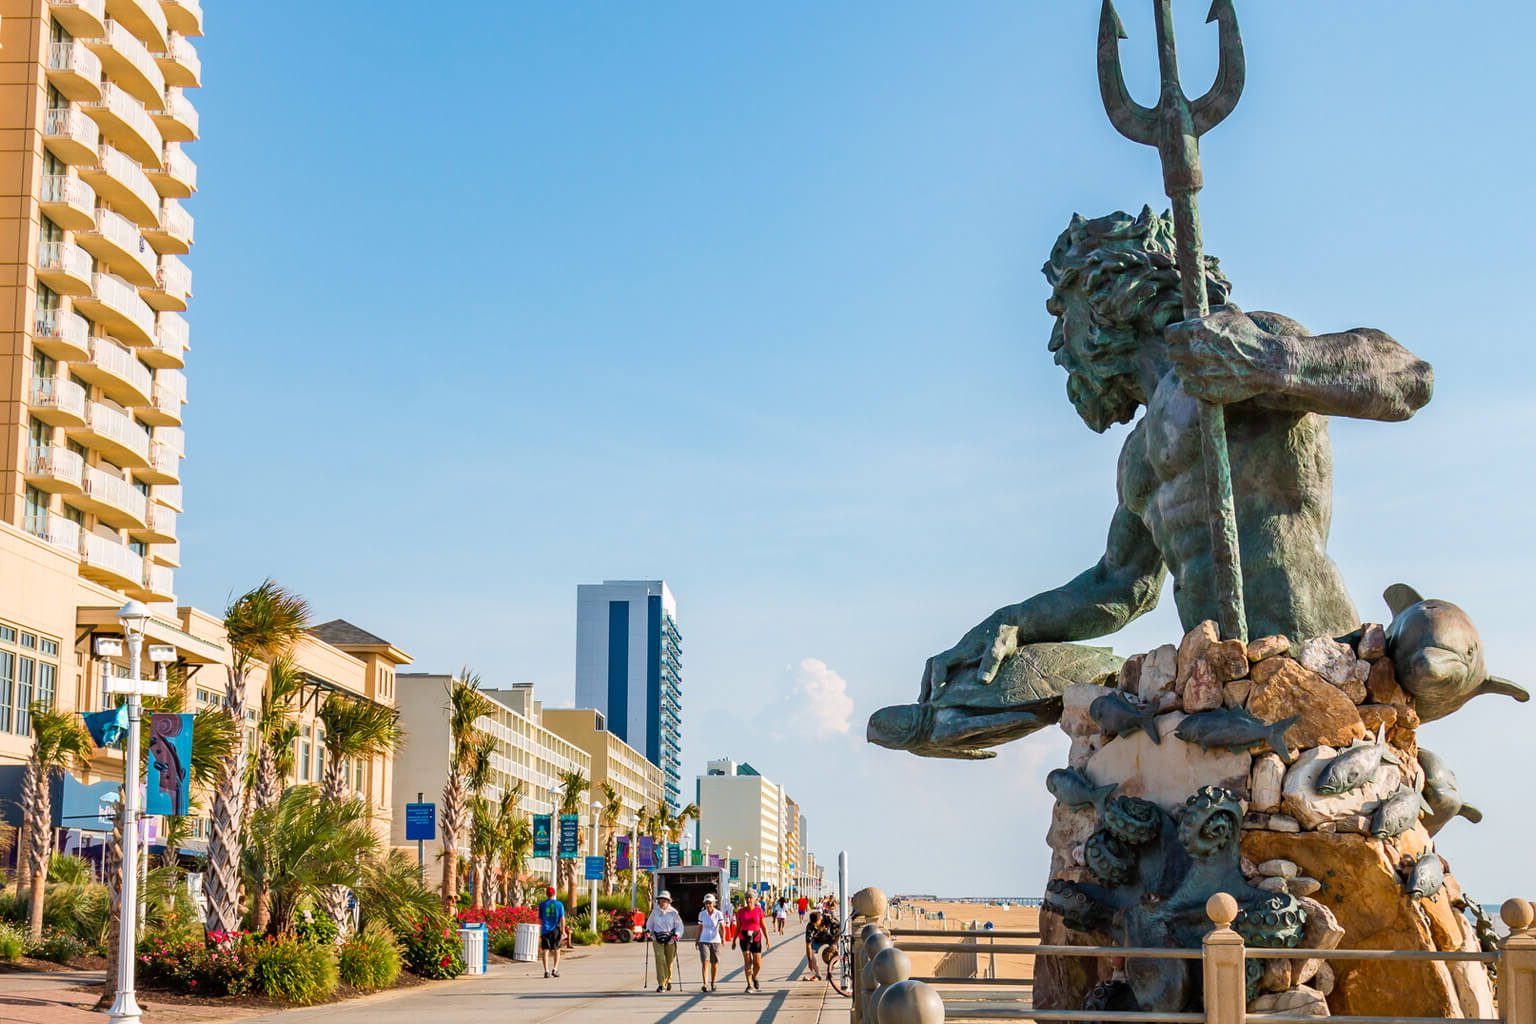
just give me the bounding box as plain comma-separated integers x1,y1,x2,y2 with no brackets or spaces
89,82,163,156
80,530,144,582
853,892,1533,1024
92,144,160,217
41,173,97,216
161,86,199,137
38,239,92,281
90,336,153,397
155,254,192,297
159,198,194,244
156,310,189,353
27,444,85,488
83,464,148,522
25,510,81,553
84,207,156,280
90,271,157,339
36,308,89,352
101,18,166,98
161,143,197,190
44,105,100,150
88,401,151,460
48,38,102,82
31,374,88,418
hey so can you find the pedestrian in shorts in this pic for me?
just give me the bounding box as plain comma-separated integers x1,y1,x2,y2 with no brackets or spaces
696,893,726,992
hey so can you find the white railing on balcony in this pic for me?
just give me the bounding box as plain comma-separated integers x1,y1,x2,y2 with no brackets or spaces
27,444,86,488
102,18,165,99
155,311,188,355
38,239,92,281
91,272,157,339
85,208,156,279
80,530,144,581
143,503,176,536
90,336,153,396
155,425,184,454
153,484,182,509
51,0,107,23
93,145,159,216
83,464,148,521
156,254,191,296
162,143,197,190
153,539,179,565
24,510,82,553
36,307,89,351
160,33,201,80
48,39,102,84
30,375,89,419
151,381,182,418
162,87,198,136
149,442,180,477
41,173,97,217
159,199,193,244
143,562,174,596
163,0,201,33
89,83,162,154
88,401,151,459
154,366,186,402
44,106,100,150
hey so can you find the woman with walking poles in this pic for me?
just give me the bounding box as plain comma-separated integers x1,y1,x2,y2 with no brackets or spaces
646,890,685,992
732,892,770,992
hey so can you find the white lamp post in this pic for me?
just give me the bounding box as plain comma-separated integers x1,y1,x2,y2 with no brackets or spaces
108,599,150,1024
589,800,602,932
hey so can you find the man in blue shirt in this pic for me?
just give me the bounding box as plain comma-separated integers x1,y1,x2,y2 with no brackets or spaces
538,886,567,978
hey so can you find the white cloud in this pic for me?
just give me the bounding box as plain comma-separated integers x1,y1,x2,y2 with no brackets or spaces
775,658,856,739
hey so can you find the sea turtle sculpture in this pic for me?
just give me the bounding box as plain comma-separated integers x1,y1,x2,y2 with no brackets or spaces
867,643,1122,759
1382,584,1527,722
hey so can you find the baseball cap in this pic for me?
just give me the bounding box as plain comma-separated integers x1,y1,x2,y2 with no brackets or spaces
703,894,716,904
658,890,672,900
545,886,555,896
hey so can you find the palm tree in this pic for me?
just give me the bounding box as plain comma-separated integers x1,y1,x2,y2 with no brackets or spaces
463,734,495,909
315,692,402,932
355,849,446,937
439,669,494,909
19,703,92,939
251,655,305,816
555,769,589,905
670,802,699,847
206,580,311,935
490,786,524,904
598,782,622,894
240,785,380,936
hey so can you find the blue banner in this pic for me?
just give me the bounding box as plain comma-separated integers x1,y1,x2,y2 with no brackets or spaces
637,835,656,870
405,803,435,841
558,813,580,859
533,814,552,858
584,855,606,881
730,859,740,880
82,706,127,748
616,836,630,871
668,843,682,867
145,714,192,817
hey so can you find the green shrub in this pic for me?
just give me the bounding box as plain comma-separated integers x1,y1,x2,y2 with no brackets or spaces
337,923,400,991
250,936,338,1005
43,883,109,945
294,911,339,946
138,932,257,997
569,928,602,946
0,920,23,961
46,855,93,885
26,928,86,964
490,932,519,959
0,890,24,925
400,919,464,979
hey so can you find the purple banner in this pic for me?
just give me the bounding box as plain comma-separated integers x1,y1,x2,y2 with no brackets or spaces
709,854,724,868
616,836,631,872
638,835,656,870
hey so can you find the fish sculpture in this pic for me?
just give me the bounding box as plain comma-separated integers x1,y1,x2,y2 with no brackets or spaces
1173,707,1298,763
1090,691,1161,744
1383,584,1528,722
1316,725,1387,796
1417,748,1483,837
1046,767,1117,812
1405,851,1446,901
1371,787,1421,840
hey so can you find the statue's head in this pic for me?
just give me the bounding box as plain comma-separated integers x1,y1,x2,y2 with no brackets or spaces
1042,207,1231,432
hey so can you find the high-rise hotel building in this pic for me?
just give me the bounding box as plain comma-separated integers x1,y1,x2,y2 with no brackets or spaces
575,580,683,811
0,0,201,767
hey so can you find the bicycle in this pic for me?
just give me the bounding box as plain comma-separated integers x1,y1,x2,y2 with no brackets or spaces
823,930,852,998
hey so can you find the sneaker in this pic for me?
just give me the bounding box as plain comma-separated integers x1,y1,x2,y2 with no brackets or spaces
665,983,672,991
656,985,664,992
544,970,550,979
552,969,559,978
754,979,761,991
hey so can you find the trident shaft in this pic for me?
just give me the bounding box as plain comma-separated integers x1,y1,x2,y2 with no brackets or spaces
1098,0,1249,642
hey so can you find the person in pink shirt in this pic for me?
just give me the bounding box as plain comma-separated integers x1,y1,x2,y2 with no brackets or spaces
731,893,770,992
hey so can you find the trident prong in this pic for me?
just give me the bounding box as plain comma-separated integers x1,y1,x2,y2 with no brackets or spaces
1191,0,1246,135
1098,0,1157,145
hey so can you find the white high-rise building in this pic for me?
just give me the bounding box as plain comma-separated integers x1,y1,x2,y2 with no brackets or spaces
574,580,682,811
697,757,788,893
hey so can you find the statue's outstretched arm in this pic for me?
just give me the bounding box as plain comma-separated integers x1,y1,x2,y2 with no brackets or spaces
1167,306,1434,421
922,501,1166,695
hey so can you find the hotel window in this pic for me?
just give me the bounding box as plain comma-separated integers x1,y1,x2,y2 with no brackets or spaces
24,487,51,536
0,623,62,734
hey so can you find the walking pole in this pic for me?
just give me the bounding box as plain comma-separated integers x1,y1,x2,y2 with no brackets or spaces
641,929,650,990
1098,0,1249,642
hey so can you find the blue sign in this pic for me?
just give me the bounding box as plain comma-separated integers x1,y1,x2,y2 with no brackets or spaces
730,859,740,881
60,774,122,831
533,814,552,858
584,855,606,881
638,835,656,870
146,714,193,817
558,813,580,859
405,802,436,841
667,843,682,867
758,882,771,893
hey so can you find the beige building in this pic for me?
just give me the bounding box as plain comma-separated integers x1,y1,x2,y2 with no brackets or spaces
697,757,788,893
391,677,592,881
542,706,664,830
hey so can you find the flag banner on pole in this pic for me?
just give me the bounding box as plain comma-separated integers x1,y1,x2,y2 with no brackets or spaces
144,713,193,816
667,843,682,867
558,814,580,858
729,859,739,881
616,836,631,871
637,835,656,870
533,815,552,858
81,706,128,748
690,849,703,866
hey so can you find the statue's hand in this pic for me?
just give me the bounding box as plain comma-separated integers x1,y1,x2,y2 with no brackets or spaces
921,617,1019,699
1165,305,1288,405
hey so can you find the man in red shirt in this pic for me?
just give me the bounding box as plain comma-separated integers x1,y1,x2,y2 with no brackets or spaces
796,895,809,923
731,893,770,992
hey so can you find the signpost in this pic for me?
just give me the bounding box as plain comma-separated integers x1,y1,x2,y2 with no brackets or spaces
405,798,435,879
585,856,605,881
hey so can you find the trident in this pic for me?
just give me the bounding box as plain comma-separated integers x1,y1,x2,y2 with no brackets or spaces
1098,0,1248,642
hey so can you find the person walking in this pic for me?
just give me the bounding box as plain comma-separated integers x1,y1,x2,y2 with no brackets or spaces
732,892,770,992
646,890,685,992
773,897,788,935
695,893,727,992
796,894,809,923
537,886,566,979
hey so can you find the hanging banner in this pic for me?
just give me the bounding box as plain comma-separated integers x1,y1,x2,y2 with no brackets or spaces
616,836,631,871
532,814,552,858
729,859,740,881
82,705,128,748
690,849,703,866
667,843,682,867
637,835,656,870
145,713,193,817
558,814,580,858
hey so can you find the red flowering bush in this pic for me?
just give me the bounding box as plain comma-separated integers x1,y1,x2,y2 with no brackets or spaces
400,919,464,979
137,932,256,997
455,905,536,939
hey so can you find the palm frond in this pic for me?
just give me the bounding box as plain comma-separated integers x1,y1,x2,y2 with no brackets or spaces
318,694,403,764
190,707,238,787
224,579,312,669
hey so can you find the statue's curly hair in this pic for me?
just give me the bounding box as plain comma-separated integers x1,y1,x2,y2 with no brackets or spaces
1043,206,1231,340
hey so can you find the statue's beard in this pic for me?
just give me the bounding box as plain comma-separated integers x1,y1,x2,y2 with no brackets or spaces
1068,371,1140,433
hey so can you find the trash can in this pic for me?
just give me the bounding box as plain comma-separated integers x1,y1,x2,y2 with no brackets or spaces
459,923,487,975
512,922,540,963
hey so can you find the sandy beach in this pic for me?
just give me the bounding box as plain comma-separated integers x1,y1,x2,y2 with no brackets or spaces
886,899,1042,984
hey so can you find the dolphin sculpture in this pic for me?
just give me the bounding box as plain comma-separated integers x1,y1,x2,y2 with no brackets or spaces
1417,747,1483,836
1382,584,1527,722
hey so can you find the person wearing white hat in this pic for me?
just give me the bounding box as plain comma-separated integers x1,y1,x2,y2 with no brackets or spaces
696,893,727,992
646,890,684,991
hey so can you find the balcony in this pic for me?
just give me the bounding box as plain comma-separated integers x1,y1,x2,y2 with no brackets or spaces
105,0,168,51
49,0,107,37
142,311,187,368
155,32,200,88
46,40,103,103
25,445,86,494
78,530,145,590
152,483,182,511
74,401,151,467
135,440,180,485
141,374,184,426
80,464,149,528
78,208,156,286
142,254,190,311
147,142,195,198
36,240,93,296
29,375,89,427
135,562,175,602
43,107,101,164
144,198,192,254
84,84,162,167
39,174,96,231
161,0,201,37
75,272,156,346
33,308,91,362
24,510,82,555
130,502,176,543
152,87,197,143
155,425,184,454
78,336,153,406
89,19,166,108
80,145,160,228
152,539,180,567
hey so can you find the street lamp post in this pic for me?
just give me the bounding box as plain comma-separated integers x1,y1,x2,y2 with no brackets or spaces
725,846,732,896
589,800,602,933
629,815,638,911
108,599,150,1024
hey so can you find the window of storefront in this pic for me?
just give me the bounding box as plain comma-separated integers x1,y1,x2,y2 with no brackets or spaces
0,622,63,734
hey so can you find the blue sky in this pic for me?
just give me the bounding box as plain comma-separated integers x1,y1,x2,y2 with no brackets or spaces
179,2,1536,896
